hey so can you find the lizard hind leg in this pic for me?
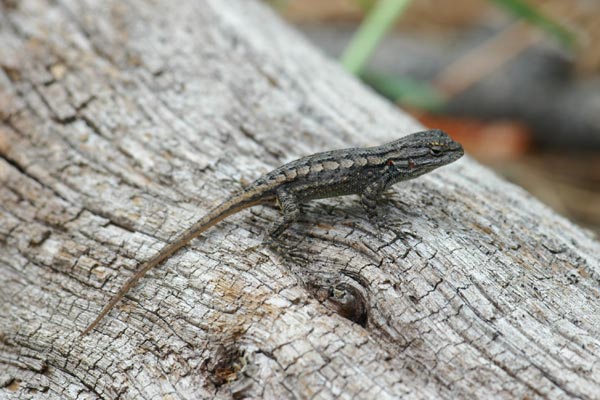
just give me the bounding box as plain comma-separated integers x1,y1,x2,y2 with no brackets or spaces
268,188,301,239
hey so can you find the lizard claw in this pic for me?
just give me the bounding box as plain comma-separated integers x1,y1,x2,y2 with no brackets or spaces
366,213,385,240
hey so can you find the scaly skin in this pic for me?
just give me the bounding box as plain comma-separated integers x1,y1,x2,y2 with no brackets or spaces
81,129,463,335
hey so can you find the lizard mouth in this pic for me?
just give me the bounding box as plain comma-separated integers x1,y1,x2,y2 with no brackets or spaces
432,142,464,163
451,143,465,159
443,141,464,162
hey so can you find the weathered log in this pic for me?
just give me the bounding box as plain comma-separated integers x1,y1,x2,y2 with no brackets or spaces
1,0,599,399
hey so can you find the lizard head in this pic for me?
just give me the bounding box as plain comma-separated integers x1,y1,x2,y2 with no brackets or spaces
381,129,464,183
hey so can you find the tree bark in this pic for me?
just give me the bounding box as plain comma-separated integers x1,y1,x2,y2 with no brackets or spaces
1,1,599,399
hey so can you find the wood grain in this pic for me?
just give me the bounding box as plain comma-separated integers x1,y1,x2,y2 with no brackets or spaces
1,0,599,398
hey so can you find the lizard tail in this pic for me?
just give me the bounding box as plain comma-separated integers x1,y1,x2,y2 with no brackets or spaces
81,193,272,335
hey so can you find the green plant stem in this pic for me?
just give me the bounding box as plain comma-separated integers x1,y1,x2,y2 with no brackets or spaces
341,0,413,74
489,0,574,47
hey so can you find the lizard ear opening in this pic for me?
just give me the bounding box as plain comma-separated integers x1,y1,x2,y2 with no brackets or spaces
386,159,394,166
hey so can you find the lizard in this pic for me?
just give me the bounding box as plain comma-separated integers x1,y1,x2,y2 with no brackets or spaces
81,129,463,335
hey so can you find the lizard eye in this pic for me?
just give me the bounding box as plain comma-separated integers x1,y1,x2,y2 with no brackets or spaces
430,147,443,156
386,159,394,166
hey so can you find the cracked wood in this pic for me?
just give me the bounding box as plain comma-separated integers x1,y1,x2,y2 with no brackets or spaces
1,0,600,399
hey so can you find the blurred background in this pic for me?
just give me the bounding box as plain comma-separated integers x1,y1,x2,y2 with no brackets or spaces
265,0,600,237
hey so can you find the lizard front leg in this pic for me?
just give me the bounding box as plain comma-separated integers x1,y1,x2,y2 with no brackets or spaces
269,187,301,238
360,179,387,233
361,176,419,239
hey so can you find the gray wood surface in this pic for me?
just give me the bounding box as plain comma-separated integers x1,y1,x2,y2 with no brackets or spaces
1,0,599,399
